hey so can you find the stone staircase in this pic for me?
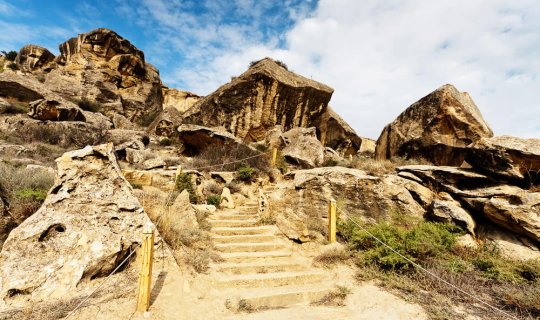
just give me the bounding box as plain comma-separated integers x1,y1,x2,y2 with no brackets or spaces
208,185,335,311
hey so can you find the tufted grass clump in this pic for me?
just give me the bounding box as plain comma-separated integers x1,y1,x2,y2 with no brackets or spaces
237,166,255,182
206,194,220,207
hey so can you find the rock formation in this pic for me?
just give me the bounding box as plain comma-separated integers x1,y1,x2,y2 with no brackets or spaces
162,87,200,114
176,124,244,155
375,84,493,165
467,135,540,185
314,107,362,156
181,58,334,143
0,144,154,307
28,98,85,121
15,45,55,72
0,184,17,250
281,127,325,168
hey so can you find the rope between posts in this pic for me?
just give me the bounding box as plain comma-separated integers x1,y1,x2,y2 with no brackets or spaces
337,206,520,320
63,148,272,319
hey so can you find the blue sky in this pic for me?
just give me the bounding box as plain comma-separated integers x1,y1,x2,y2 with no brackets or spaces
1,0,539,139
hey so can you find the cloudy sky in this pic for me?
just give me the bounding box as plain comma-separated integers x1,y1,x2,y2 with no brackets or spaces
1,0,539,139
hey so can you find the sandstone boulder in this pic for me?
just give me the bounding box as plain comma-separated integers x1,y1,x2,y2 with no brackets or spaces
264,125,286,149
15,45,55,72
466,135,540,184
375,84,493,165
162,87,200,114
315,107,361,156
428,198,476,235
143,157,166,170
210,172,235,184
181,58,333,142
47,28,163,124
220,187,235,209
358,138,376,157
150,106,184,137
177,124,244,155
28,98,86,121
282,127,324,168
0,144,154,307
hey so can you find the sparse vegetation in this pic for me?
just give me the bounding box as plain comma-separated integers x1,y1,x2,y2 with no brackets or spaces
341,216,540,318
313,247,352,267
7,62,19,71
1,50,18,61
1,102,27,114
190,144,270,175
236,166,255,182
206,194,220,207
77,97,101,112
159,137,172,146
351,157,430,176
175,173,198,203
313,285,351,306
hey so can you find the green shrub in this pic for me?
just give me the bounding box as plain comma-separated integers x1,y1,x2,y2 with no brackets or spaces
206,195,220,207
159,137,172,146
1,103,27,114
15,188,48,201
7,62,18,71
175,173,197,203
342,220,461,270
237,166,255,182
1,50,17,61
77,98,101,112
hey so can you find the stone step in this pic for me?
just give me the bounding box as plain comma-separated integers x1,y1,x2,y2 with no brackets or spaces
217,261,307,275
227,282,334,309
215,242,286,253
212,226,273,236
216,271,326,289
209,214,257,221
209,219,259,228
212,234,277,244
219,251,291,263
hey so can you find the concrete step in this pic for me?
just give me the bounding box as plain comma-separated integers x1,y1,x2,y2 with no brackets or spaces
219,251,292,263
212,226,273,236
209,219,258,228
228,283,334,309
209,214,257,221
216,271,326,288
217,261,306,275
215,242,286,253
212,234,276,244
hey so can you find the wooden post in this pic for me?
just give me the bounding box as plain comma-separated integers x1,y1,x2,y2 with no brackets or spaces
328,199,337,243
271,148,278,167
136,225,155,312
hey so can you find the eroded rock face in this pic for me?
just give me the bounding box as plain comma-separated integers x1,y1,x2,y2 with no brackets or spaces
150,106,184,137
15,45,55,72
177,124,244,155
162,87,200,114
47,28,163,124
467,135,540,185
282,127,324,168
181,58,334,142
0,144,153,307
0,184,17,250
375,84,493,165
28,99,85,121
315,107,361,156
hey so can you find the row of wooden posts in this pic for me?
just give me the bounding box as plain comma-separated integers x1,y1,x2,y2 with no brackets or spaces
135,148,338,312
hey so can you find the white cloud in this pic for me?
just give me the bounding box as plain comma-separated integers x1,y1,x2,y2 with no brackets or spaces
166,0,540,139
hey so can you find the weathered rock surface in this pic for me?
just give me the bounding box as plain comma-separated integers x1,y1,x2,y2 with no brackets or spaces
162,87,200,114
466,135,540,184
44,28,162,124
150,106,184,137
0,184,17,250
220,187,235,209
181,58,334,143
282,127,324,168
15,45,55,72
315,107,361,156
28,98,85,121
289,167,426,221
177,124,244,155
143,157,166,170
0,144,153,306
428,197,476,235
375,84,493,165
358,138,376,157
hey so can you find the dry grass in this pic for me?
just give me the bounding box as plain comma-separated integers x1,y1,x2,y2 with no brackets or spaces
313,247,352,267
312,285,351,306
190,144,270,175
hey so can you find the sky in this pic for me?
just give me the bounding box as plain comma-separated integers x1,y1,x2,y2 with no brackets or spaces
1,0,539,139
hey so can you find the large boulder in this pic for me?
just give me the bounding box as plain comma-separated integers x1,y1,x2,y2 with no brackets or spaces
162,87,200,114
15,45,55,72
0,144,154,307
181,58,334,142
176,124,244,155
149,106,184,137
375,84,493,165
282,127,324,168
314,107,362,156
466,135,540,185
28,98,85,121
43,28,163,124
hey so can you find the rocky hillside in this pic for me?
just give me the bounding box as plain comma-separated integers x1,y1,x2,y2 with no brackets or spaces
0,28,538,319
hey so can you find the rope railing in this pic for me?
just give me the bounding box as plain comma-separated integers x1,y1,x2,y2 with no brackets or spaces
63,148,273,318
335,205,520,320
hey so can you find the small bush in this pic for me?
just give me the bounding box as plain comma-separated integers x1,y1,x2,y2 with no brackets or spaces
206,195,220,207
175,173,197,203
1,50,17,61
15,188,48,201
7,62,19,71
159,137,172,146
1,103,27,114
77,98,101,112
275,60,288,70
237,166,255,182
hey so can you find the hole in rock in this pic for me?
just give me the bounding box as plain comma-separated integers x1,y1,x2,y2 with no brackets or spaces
38,223,66,242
